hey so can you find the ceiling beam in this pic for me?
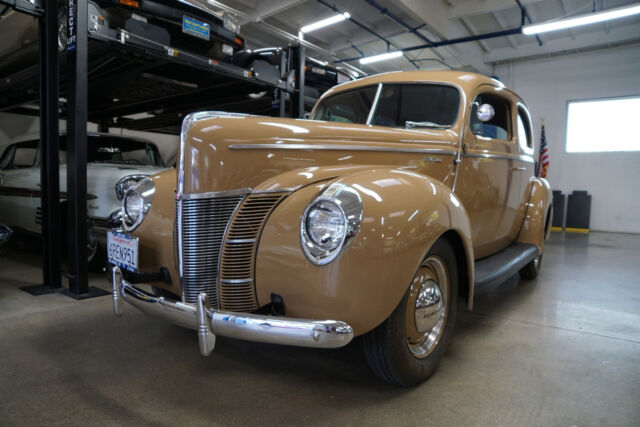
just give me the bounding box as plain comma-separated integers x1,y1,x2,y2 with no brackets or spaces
452,0,543,19
391,0,492,74
559,0,576,40
461,17,491,52
491,12,518,48
602,0,610,34
485,25,640,63
249,0,308,22
393,0,451,39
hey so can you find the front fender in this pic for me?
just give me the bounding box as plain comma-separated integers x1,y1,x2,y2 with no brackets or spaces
255,168,473,336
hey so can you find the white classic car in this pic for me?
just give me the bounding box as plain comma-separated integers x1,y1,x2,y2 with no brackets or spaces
0,132,170,265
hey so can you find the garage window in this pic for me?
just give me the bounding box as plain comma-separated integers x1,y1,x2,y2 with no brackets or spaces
566,96,640,152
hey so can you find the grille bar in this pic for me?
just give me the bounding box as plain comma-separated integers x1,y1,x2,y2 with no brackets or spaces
219,193,287,312
180,195,244,306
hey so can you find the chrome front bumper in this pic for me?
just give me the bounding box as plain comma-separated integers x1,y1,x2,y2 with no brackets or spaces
111,267,354,355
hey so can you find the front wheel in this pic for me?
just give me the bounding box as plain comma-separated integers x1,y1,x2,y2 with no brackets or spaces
363,238,459,387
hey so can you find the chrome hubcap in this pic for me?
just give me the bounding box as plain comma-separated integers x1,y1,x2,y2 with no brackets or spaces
405,256,449,359
414,279,444,333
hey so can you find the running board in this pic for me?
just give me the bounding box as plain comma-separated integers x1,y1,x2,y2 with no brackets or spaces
474,243,538,288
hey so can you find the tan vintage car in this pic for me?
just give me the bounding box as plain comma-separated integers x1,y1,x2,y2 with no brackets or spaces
108,70,552,386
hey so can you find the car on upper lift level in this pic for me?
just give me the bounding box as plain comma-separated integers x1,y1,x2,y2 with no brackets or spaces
108,71,552,386
0,0,244,78
0,132,169,267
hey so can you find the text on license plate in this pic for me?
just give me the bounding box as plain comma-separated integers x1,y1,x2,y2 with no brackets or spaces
182,15,210,40
107,231,139,272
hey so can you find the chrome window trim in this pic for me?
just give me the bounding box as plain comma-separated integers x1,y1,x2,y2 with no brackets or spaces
365,83,383,125
229,144,457,156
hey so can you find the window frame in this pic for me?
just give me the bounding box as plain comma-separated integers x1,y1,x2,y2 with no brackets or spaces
469,90,513,142
0,140,39,170
565,94,640,153
310,84,381,125
516,102,534,152
311,81,464,130
367,81,463,129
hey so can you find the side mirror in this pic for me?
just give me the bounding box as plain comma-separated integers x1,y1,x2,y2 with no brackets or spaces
303,113,310,119
476,103,495,122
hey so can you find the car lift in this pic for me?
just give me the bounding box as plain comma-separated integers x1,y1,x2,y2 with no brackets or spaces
1,0,306,298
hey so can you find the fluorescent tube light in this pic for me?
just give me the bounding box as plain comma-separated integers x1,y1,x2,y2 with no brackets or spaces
301,12,350,33
359,51,403,64
523,4,640,35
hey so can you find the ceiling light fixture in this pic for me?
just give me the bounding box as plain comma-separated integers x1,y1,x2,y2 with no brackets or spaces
522,3,640,35
359,51,403,64
301,12,351,33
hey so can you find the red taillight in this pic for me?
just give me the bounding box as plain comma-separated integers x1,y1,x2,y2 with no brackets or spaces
118,0,140,8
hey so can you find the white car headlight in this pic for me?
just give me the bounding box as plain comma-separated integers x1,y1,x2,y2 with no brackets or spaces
122,178,155,231
301,183,362,265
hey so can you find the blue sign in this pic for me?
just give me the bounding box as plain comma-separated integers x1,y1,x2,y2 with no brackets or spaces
182,15,210,40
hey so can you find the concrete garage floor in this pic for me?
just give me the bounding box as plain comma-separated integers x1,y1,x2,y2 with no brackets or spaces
0,232,639,426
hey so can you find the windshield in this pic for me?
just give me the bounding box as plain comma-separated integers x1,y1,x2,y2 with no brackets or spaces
371,84,460,128
311,86,377,124
312,83,460,129
62,135,164,166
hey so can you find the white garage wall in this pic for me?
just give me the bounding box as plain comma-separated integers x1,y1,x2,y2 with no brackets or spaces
494,43,640,234
0,113,179,166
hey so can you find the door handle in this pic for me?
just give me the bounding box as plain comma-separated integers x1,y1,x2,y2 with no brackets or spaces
511,167,526,172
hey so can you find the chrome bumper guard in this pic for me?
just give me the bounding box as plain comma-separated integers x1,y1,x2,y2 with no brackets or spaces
111,266,354,355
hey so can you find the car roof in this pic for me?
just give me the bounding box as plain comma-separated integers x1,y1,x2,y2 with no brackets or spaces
319,70,517,101
8,131,155,146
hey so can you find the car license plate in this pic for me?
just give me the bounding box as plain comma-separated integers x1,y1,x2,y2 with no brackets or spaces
182,15,210,40
107,231,139,272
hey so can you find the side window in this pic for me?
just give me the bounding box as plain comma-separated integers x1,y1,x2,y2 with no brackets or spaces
371,84,460,128
0,146,14,170
0,144,37,169
312,86,377,124
517,107,533,148
12,147,37,168
471,93,511,140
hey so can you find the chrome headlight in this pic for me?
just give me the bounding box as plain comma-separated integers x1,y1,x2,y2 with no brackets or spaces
301,183,362,265
122,178,155,232
115,174,149,200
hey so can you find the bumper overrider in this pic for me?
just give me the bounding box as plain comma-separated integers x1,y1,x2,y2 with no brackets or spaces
111,266,354,355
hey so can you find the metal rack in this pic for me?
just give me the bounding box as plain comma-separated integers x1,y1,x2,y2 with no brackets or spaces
1,0,306,297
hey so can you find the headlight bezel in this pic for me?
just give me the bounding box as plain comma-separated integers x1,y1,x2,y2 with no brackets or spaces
300,183,362,266
115,174,149,200
122,177,155,232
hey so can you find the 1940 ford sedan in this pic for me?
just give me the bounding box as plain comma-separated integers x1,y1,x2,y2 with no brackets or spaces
108,71,552,386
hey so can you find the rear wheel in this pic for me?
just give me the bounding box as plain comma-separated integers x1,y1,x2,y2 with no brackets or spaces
363,238,459,387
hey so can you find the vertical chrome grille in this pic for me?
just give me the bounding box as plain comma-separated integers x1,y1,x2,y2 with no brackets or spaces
180,195,244,306
219,193,287,311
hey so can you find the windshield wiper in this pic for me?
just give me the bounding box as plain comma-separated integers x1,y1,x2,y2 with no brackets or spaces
405,121,451,129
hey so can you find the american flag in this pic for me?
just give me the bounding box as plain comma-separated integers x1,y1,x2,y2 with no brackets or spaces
537,123,549,178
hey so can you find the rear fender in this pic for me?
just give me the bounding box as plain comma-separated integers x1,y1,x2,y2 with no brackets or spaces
517,177,552,252
255,168,474,335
